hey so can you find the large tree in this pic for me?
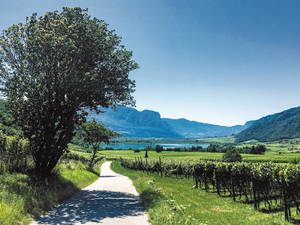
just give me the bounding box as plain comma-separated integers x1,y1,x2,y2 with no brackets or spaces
0,7,137,176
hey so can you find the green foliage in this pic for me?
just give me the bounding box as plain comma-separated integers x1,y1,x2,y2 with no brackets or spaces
78,119,118,167
79,120,119,147
0,7,137,176
155,145,163,153
61,151,90,163
235,106,300,142
206,144,218,152
0,131,32,174
0,100,21,136
144,145,153,151
250,144,266,154
222,148,242,162
120,158,300,221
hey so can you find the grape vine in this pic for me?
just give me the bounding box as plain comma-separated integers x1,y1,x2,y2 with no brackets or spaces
120,157,300,221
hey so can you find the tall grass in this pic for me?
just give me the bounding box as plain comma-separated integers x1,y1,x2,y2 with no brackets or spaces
0,157,104,225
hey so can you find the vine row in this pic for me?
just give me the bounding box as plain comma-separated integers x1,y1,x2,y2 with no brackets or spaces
120,157,300,221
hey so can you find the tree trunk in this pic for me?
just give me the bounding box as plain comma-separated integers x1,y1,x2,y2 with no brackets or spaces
89,145,98,168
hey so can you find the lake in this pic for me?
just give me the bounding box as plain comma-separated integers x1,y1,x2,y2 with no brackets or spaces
100,143,209,150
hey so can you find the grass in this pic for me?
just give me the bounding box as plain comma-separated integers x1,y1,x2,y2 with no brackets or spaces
196,136,236,144
91,135,300,163
99,149,300,163
69,136,300,163
102,150,225,160
0,158,104,225
111,161,298,225
68,143,91,153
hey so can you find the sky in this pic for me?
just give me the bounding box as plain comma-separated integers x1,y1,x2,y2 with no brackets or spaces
1,0,300,126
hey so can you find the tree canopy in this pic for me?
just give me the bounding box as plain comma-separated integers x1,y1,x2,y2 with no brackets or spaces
0,7,138,176
222,148,242,162
79,119,119,167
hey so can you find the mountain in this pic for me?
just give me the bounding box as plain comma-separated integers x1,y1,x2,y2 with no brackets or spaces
235,106,300,142
88,107,181,138
88,106,251,138
162,118,247,138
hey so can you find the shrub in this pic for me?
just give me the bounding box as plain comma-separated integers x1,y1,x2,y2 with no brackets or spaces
144,146,153,151
155,145,163,153
222,148,242,162
0,132,32,174
61,152,89,163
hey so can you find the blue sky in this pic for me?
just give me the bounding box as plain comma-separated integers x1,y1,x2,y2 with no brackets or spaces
1,0,300,126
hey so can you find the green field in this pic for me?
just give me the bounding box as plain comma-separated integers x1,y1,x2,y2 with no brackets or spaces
96,149,300,163
196,136,236,144
69,137,300,163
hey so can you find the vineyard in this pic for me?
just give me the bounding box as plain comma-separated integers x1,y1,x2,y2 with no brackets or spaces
120,157,300,221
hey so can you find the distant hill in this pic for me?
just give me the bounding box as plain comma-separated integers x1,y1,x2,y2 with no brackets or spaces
88,106,251,138
88,106,180,138
162,118,246,138
235,106,300,142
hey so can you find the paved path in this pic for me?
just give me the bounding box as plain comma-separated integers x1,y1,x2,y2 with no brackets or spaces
31,161,150,225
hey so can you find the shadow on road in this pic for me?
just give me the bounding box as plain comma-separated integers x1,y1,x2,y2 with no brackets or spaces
35,190,144,224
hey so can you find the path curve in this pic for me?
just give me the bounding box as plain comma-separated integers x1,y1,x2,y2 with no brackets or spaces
31,161,150,225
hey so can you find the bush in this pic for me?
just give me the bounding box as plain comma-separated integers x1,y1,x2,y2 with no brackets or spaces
207,144,218,152
251,145,266,154
155,145,163,153
144,146,153,151
222,148,242,162
0,132,32,174
61,152,89,163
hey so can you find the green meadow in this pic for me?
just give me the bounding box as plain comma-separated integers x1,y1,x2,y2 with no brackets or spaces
67,136,300,163
96,149,300,163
